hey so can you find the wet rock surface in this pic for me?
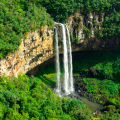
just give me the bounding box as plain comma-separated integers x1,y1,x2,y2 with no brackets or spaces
64,92,82,100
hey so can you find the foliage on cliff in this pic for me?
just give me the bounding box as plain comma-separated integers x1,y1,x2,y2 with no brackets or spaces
1,0,120,58
0,0,53,59
0,75,93,120
38,0,120,23
96,11,120,38
73,51,120,119
38,0,120,39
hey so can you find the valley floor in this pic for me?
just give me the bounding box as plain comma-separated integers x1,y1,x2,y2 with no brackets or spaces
1,51,120,119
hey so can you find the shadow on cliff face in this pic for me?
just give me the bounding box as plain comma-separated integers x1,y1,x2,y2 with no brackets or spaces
27,54,63,76
27,51,120,89
27,54,64,87
27,51,120,80
72,51,120,81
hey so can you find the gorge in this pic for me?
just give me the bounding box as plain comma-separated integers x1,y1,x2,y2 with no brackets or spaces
0,0,120,119
1,11,120,78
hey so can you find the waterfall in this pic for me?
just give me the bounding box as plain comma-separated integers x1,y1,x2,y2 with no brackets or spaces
66,25,74,92
54,27,61,96
54,22,74,96
59,23,69,94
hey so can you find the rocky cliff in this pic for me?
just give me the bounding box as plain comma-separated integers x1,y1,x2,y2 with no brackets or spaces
67,11,119,52
1,11,120,77
57,11,120,52
67,11,104,40
0,26,53,77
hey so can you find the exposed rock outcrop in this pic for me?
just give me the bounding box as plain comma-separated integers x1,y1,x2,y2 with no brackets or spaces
67,11,104,41
56,11,120,52
0,26,54,77
1,11,120,77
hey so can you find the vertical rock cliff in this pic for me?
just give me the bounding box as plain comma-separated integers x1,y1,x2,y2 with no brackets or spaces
67,11,104,42
1,26,54,77
1,11,120,77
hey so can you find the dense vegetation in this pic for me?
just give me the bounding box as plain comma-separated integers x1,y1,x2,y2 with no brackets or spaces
38,0,120,23
34,51,120,119
1,0,120,119
1,51,120,119
73,51,120,119
0,75,93,120
0,0,53,59
38,0,120,40
0,0,120,58
96,11,120,38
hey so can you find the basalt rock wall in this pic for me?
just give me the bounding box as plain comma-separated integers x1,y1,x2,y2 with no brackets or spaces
68,11,120,52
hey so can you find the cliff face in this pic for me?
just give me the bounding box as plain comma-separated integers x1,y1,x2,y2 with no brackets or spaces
1,26,54,77
67,11,104,40
1,11,120,77
65,11,107,52
67,11,119,52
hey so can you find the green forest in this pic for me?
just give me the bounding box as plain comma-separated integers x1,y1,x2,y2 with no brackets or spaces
0,0,120,58
1,51,120,119
0,0,120,119
0,75,93,119
0,0,54,59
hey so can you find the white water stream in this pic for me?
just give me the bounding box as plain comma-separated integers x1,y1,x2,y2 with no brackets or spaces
66,25,74,92
60,23,69,94
54,23,74,96
54,27,61,96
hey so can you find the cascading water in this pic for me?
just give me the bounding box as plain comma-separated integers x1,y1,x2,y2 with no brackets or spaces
66,25,74,92
54,27,61,96
54,22,74,96
60,23,69,94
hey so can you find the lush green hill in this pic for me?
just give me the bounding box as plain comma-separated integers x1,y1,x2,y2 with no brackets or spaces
0,75,93,120
0,0,53,59
38,0,120,22
0,0,120,58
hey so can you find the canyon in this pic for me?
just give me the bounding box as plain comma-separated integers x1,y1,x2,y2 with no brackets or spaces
1,11,120,77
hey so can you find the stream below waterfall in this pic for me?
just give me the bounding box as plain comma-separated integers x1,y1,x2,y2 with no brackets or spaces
64,92,103,112
81,97,103,112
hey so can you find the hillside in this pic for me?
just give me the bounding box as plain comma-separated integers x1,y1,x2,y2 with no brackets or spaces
0,0,120,58
0,0,120,120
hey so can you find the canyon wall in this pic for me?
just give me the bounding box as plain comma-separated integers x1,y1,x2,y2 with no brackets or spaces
65,11,119,52
1,11,120,77
0,26,54,77
67,11,104,40
56,11,103,44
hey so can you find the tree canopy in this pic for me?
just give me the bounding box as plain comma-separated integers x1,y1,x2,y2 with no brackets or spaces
0,0,53,59
0,0,120,58
96,11,120,38
0,75,93,119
